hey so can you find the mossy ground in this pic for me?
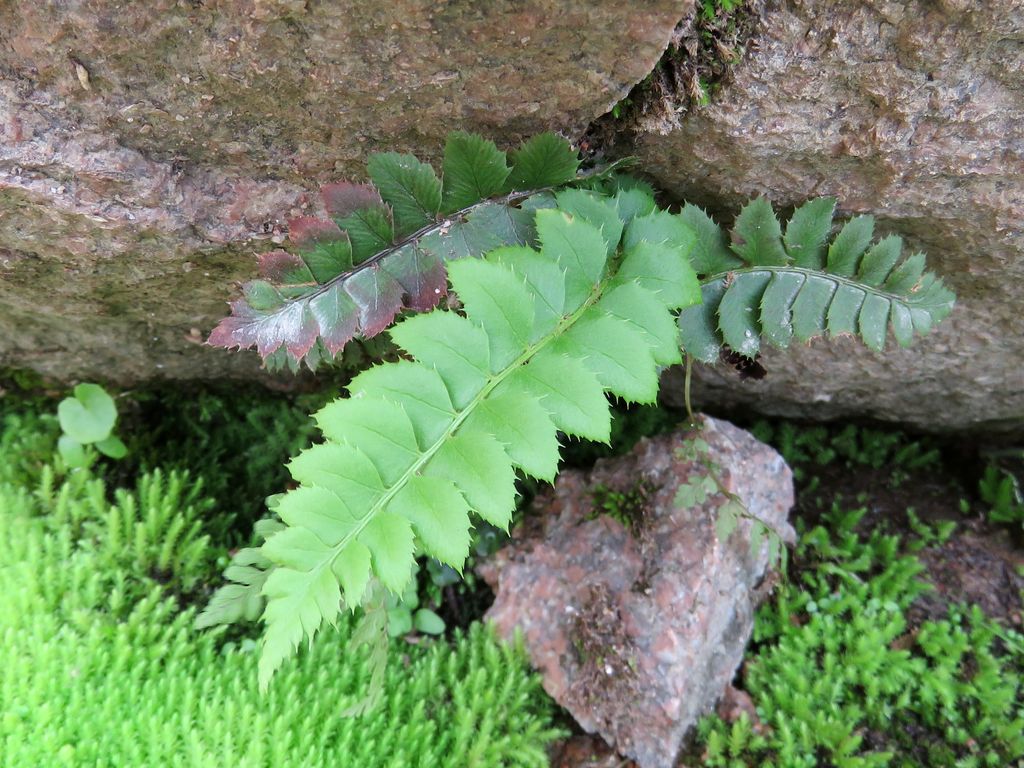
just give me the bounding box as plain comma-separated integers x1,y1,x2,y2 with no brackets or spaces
0,386,563,767
1,376,1021,767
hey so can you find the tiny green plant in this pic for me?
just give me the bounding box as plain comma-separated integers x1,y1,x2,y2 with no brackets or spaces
204,131,955,699
979,462,1024,530
56,382,126,468
750,420,942,488
384,566,446,638
588,481,653,535
700,0,742,22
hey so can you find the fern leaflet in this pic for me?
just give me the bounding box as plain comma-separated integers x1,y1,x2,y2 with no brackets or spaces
677,197,955,361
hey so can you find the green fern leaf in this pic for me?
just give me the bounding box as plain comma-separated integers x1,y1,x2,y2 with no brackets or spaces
613,187,658,226
783,197,835,269
339,204,394,262
682,203,742,274
194,558,269,627
503,354,610,443
442,132,511,211
759,271,804,349
731,197,788,266
857,234,903,287
790,275,837,343
615,239,701,308
554,188,624,255
678,198,955,362
826,215,874,277
424,431,517,528
195,517,282,629
366,152,443,234
719,271,772,357
506,132,580,190
624,209,695,254
679,282,727,362
251,200,698,686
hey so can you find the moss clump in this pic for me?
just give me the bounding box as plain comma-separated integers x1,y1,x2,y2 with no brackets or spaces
121,385,329,540
697,506,1024,767
0,414,562,767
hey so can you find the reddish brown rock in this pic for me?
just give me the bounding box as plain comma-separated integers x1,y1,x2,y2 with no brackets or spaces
481,416,795,768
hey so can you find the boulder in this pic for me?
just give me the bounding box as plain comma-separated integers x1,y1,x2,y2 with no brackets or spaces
629,0,1024,432
0,0,683,382
480,416,795,768
4,0,1021,436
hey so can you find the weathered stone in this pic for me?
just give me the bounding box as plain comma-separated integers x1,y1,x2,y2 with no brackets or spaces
480,416,795,768
0,0,684,383
630,0,1024,433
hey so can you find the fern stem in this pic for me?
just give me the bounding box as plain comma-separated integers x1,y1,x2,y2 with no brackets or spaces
705,265,922,303
684,353,694,421
309,278,609,592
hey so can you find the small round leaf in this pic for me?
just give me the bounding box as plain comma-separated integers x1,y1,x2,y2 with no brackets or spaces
413,608,446,635
57,384,117,444
95,435,128,459
387,608,413,638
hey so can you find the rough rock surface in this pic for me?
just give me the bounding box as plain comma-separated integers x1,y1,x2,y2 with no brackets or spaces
480,416,795,768
632,0,1024,433
3,0,1021,435
0,0,683,382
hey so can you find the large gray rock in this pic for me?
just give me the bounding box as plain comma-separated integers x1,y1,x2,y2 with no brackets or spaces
0,0,683,383
632,0,1024,432
3,0,1021,436
480,416,795,768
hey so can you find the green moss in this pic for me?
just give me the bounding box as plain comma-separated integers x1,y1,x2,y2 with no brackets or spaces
0,414,562,767
749,420,942,486
0,408,61,488
697,506,1024,767
588,481,655,535
123,385,329,540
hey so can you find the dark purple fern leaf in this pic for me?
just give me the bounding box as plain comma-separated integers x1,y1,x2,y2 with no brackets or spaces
209,133,581,370
321,182,383,219
210,200,545,368
209,297,320,361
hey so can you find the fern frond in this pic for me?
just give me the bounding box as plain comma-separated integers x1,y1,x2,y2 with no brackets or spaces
209,132,590,371
678,198,955,361
195,516,282,629
251,195,699,687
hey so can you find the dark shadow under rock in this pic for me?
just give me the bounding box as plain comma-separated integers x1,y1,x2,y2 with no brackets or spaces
480,415,795,768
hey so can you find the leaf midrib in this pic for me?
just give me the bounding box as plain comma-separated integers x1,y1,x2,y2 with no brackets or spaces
303,277,608,594
265,191,543,313
705,265,923,304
